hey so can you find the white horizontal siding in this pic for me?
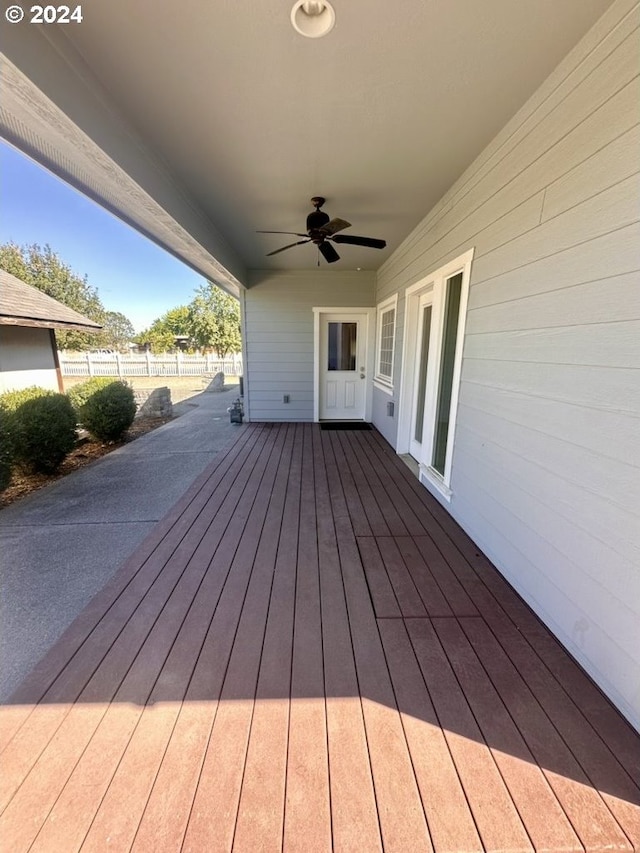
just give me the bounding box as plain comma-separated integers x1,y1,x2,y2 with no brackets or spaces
450,445,639,656
450,477,639,720
459,381,639,469
463,359,639,414
244,270,375,421
460,403,640,516
453,419,639,568
467,271,639,332
541,120,640,220
469,222,639,309
470,174,639,283
464,320,640,367
376,0,640,728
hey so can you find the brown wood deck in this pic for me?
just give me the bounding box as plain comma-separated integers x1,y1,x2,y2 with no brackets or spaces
1,423,638,852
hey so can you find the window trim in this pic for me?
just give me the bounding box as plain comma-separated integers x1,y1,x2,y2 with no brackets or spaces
396,249,474,501
374,294,397,389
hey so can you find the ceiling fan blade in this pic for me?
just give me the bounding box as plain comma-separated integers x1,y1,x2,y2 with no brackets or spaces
332,234,387,249
257,230,309,237
320,218,351,237
266,239,311,256
319,241,340,264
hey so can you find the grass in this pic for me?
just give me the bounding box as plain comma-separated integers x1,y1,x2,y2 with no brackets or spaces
62,375,241,404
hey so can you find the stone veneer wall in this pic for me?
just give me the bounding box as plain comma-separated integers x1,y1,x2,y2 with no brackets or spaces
133,387,173,418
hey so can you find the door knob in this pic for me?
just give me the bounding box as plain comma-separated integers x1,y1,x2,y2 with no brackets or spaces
360,373,365,379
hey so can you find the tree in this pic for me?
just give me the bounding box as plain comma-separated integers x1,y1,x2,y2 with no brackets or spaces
187,283,241,357
0,242,135,352
137,289,241,357
102,311,136,351
136,305,191,353
0,242,104,350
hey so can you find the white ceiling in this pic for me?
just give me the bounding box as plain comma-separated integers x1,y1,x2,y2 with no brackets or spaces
57,0,611,273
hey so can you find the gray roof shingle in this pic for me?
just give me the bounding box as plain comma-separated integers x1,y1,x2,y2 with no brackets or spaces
0,269,103,331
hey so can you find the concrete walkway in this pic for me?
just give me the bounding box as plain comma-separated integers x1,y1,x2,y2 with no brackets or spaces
0,385,245,701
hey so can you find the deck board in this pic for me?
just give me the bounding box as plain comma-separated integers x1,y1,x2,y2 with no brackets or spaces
336,431,391,536
432,617,583,853
284,425,332,853
373,536,428,617
226,424,298,852
392,536,455,617
1,423,638,852
406,617,534,853
332,517,432,851
313,427,382,851
459,616,640,850
356,535,402,618
327,431,372,537
378,617,483,853
342,430,410,536
25,425,284,853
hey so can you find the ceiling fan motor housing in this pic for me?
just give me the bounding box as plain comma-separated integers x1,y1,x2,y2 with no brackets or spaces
307,209,330,233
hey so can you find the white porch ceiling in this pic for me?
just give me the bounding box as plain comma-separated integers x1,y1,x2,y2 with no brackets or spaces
3,0,612,278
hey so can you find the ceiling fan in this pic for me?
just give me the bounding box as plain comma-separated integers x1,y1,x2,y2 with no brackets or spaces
257,197,386,264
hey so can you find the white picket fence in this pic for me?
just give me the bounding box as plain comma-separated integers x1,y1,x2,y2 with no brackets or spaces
59,351,243,378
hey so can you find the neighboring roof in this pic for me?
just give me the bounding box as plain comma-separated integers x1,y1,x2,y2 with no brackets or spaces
0,269,102,332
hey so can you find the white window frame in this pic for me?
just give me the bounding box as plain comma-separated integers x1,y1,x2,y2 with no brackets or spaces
374,294,397,394
396,248,474,501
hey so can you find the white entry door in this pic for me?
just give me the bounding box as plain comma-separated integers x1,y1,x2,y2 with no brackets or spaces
318,312,368,419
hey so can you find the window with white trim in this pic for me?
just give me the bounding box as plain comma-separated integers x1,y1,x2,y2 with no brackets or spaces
375,295,397,388
399,248,474,500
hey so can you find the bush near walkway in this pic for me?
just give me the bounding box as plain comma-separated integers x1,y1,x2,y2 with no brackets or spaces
0,405,13,491
78,380,137,441
66,376,116,416
0,387,77,475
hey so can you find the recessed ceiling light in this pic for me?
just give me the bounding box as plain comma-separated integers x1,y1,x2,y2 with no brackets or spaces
290,0,336,38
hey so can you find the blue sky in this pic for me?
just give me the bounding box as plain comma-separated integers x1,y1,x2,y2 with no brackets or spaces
0,140,206,332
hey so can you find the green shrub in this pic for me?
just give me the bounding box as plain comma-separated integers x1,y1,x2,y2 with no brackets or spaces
0,385,50,414
80,381,137,441
10,392,77,473
0,405,13,491
66,377,115,416
0,387,50,485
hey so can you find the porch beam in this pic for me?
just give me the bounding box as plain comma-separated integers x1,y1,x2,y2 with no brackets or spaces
0,27,246,296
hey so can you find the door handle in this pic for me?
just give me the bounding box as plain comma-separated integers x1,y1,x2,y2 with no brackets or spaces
360,373,365,379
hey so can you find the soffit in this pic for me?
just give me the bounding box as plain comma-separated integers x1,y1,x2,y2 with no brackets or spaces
48,1,614,270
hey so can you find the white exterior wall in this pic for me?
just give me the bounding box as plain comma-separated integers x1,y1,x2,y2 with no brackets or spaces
244,270,375,422
0,326,59,392
375,0,640,728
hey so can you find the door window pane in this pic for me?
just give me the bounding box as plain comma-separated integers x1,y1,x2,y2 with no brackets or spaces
328,322,357,371
432,273,462,474
414,305,432,443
